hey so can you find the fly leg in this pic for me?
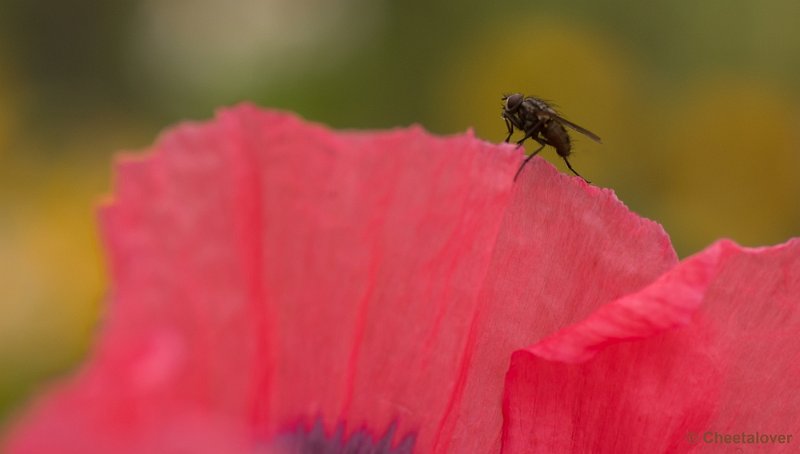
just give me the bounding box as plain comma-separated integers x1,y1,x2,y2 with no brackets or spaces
515,120,543,148
513,137,546,181
542,138,592,184
503,117,514,143
562,156,590,184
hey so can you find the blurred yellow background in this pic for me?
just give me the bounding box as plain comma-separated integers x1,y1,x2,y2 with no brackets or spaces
1,0,799,429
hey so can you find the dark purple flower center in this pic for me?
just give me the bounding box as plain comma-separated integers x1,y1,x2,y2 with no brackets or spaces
269,418,416,454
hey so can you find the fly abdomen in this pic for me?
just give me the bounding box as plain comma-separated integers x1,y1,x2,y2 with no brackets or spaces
544,121,572,158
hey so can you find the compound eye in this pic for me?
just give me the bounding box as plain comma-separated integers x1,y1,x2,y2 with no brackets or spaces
504,93,523,111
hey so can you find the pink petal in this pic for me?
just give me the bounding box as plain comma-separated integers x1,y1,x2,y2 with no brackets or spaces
438,159,678,452
502,239,800,453
228,108,523,446
7,106,521,452
7,104,772,453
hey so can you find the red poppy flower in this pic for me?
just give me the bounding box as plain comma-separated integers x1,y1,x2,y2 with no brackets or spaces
5,105,799,453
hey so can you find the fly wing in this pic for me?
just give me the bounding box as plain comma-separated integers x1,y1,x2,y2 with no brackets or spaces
555,115,602,143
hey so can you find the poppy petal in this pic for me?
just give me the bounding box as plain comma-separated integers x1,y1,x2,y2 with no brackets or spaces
8,105,787,454
437,158,680,452
7,106,525,452
223,107,522,448
502,239,800,453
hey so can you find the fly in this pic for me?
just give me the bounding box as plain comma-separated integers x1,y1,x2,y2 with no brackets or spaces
501,93,601,182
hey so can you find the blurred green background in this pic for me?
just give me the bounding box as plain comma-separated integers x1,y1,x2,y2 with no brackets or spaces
1,0,799,431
